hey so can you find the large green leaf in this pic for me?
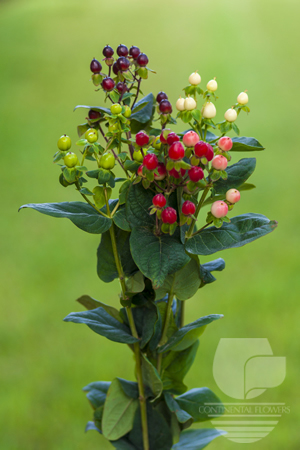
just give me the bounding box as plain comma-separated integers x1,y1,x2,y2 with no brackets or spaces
185,213,278,256
113,206,131,231
176,388,224,422
200,258,225,287
126,183,155,228
77,295,123,322
231,136,265,152
130,93,154,123
102,378,139,441
213,158,256,194
141,354,163,399
83,381,111,409
63,307,139,344
111,436,138,450
132,302,158,348
130,227,190,288
172,428,226,450
159,315,223,353
164,392,193,429
19,202,112,234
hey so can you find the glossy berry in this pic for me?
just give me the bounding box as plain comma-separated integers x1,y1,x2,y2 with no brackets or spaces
64,152,78,168
176,97,185,111
202,102,216,119
184,96,197,111
156,92,168,103
205,145,214,162
237,92,248,105
90,58,102,73
168,142,185,160
116,82,128,94
124,106,131,118
194,141,209,157
218,136,233,151
117,44,128,57
183,131,199,147
85,128,98,143
159,100,172,114
103,45,114,58
211,200,228,218
160,129,171,144
224,108,237,122
169,168,186,179
188,166,204,182
154,162,167,180
137,164,145,177
207,79,218,92
117,57,130,71
129,46,140,59
226,189,240,203
161,207,177,224
212,155,228,171
113,62,119,75
102,77,115,91
137,53,149,67
182,201,196,216
133,150,144,163
110,103,122,115
152,194,166,208
167,132,180,145
88,109,101,120
57,135,71,151
189,71,201,85
143,153,158,170
100,153,115,169
136,131,149,147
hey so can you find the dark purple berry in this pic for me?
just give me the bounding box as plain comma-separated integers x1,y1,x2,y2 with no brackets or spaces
159,99,172,114
90,58,102,73
117,57,130,71
103,45,114,58
102,77,115,92
156,91,168,103
137,53,149,67
116,82,128,94
88,109,102,120
117,44,129,57
129,46,140,59
112,62,119,75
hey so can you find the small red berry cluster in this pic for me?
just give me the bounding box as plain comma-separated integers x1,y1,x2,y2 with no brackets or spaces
150,194,196,234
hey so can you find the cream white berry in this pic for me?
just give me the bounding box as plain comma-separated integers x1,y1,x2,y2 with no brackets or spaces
189,71,201,85
184,96,197,111
224,108,237,122
237,92,248,105
202,102,216,119
207,79,218,92
226,189,241,203
176,97,185,111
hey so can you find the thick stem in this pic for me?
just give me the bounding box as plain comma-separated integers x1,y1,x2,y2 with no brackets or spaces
157,277,176,374
185,186,210,240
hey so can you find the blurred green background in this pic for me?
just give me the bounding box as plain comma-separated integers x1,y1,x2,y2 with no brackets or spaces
1,0,299,448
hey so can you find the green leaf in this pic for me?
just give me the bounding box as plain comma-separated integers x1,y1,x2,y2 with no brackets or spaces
110,436,138,450
141,354,163,399
85,421,101,433
74,104,111,115
124,160,140,172
131,93,154,123
83,381,111,409
77,295,123,323
102,378,139,441
164,392,193,428
231,136,265,152
130,227,190,288
131,302,158,348
200,258,225,287
19,202,112,234
117,378,139,399
191,109,201,122
159,315,223,353
185,213,278,256
63,307,139,344
213,158,256,195
126,183,155,228
172,428,226,450
176,388,224,422
126,271,145,294
113,206,131,232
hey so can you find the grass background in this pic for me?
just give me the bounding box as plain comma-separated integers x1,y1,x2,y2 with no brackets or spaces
0,0,299,448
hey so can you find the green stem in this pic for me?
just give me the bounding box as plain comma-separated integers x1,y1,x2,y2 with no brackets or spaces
75,182,109,219
180,300,185,328
185,186,210,240
157,276,176,374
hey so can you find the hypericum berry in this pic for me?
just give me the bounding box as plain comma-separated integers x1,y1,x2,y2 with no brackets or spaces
110,103,122,115
137,53,149,67
64,152,78,168
152,194,166,208
160,129,171,144
100,152,115,169
129,46,140,59
169,168,186,179
189,71,201,85
136,131,149,147
167,132,180,145
143,153,158,170
133,150,144,163
117,44,128,57
226,189,241,203
92,73,102,86
202,102,216,119
116,82,128,94
90,58,102,73
237,92,248,105
102,77,115,91
103,45,114,58
108,123,119,133
159,100,172,114
188,166,204,182
194,141,209,157
156,92,168,103
117,57,130,71
112,62,119,75
137,164,145,177
124,106,131,118
168,142,185,160
182,201,196,216
153,136,162,150
85,128,98,143
183,131,200,147
224,108,237,122
57,135,71,151
176,97,185,111
161,207,177,224
212,155,228,171
154,162,167,180
218,136,233,151
184,96,197,111
211,200,228,218
207,79,218,92
88,109,101,120
206,145,214,162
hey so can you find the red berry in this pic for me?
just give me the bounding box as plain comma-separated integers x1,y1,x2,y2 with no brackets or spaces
182,201,196,216
182,131,200,147
188,166,204,182
117,57,130,71
152,194,166,208
160,129,170,144
167,132,180,146
129,46,140,59
218,136,233,151
137,53,149,67
102,77,115,92
154,162,167,180
88,109,101,120
206,145,214,162
117,44,128,57
212,155,228,171
194,141,209,158
169,168,186,179
90,58,102,73
143,153,158,170
116,82,128,94
161,207,177,224
159,100,172,114
156,92,168,103
211,201,228,218
168,142,185,160
113,62,119,75
137,164,145,177
136,131,149,147
103,45,114,58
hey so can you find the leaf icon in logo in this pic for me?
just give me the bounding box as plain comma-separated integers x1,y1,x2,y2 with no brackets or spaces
245,356,286,399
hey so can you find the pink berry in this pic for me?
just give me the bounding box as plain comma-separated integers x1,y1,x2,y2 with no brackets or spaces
182,131,200,147
136,131,149,147
188,166,204,182
206,145,214,162
102,77,115,92
182,201,196,216
169,168,186,179
152,194,166,208
211,201,228,218
226,189,240,203
168,142,185,160
167,132,180,145
194,141,209,158
212,155,228,171
154,162,167,180
161,207,177,224
137,164,145,177
218,136,233,151
159,100,172,114
143,153,158,170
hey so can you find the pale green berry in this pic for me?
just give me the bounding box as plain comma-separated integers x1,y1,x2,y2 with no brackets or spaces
202,102,216,119
184,96,197,111
237,92,249,105
188,71,201,85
